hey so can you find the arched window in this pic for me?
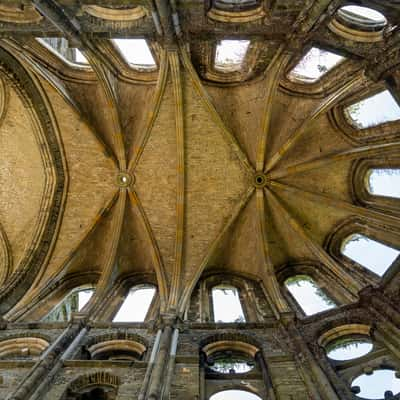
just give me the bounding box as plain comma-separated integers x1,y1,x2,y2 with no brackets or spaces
210,390,262,400
213,0,259,10
37,38,88,65
351,369,400,399
367,168,400,199
113,285,156,322
284,275,336,316
341,234,400,276
215,40,250,72
43,286,94,322
288,47,344,83
207,350,254,374
338,6,387,26
344,90,400,129
326,337,373,361
211,285,245,322
112,39,156,69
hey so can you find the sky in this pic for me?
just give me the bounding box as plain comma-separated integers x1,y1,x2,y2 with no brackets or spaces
369,169,400,198
210,390,261,400
341,5,386,23
328,341,373,361
113,39,155,66
212,287,245,322
346,90,400,128
215,40,250,69
290,47,344,82
352,370,400,399
286,278,335,315
342,235,400,276
112,287,155,322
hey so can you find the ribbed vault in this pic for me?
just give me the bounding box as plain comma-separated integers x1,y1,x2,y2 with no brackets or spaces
0,0,399,326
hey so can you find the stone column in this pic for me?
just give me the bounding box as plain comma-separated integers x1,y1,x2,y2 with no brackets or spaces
199,351,206,400
8,322,83,400
147,319,174,400
139,329,163,400
284,322,341,400
255,351,276,400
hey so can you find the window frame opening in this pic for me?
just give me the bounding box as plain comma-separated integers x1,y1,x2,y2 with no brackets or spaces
284,275,337,316
210,389,263,400
351,369,400,399
325,335,373,361
206,350,255,375
111,38,157,70
287,46,345,84
43,285,95,322
36,37,90,67
211,284,246,323
344,89,400,130
341,234,400,277
336,5,387,32
365,168,400,199
214,39,251,73
112,285,156,323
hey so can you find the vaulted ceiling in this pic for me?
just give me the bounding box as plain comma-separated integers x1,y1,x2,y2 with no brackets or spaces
0,0,399,321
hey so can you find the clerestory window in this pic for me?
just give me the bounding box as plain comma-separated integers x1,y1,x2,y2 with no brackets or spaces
342,234,400,277
284,275,336,316
215,39,250,72
338,5,387,26
208,351,254,374
366,168,400,199
211,285,246,322
112,38,156,69
113,286,156,322
344,90,400,129
288,47,344,83
43,286,94,322
37,37,89,66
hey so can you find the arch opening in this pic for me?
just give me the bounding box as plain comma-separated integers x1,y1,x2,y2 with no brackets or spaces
210,390,262,400
113,285,155,322
284,275,336,316
43,286,94,322
344,90,400,129
211,285,245,323
341,234,400,277
288,47,345,83
366,168,400,199
352,369,400,399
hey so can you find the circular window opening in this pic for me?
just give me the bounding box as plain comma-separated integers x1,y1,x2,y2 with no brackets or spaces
208,351,254,374
351,370,400,399
210,390,262,400
337,6,387,31
326,337,373,361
